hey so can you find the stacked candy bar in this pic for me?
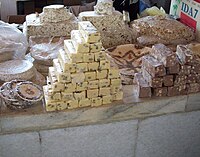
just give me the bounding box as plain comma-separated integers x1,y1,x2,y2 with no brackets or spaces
43,21,123,112
135,43,200,98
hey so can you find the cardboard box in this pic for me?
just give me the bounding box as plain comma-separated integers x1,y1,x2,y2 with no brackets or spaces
170,0,200,41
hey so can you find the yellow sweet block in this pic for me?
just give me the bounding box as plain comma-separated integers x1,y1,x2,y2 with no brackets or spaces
74,91,86,100
76,82,88,91
110,78,122,86
61,92,74,101
49,92,62,101
102,95,112,105
96,70,108,79
79,98,91,107
64,83,76,93
94,51,106,61
53,59,62,72
88,62,99,71
57,101,68,111
83,53,94,62
76,63,88,72
91,97,102,107
111,85,122,94
87,89,98,98
67,100,79,109
58,49,76,73
88,80,98,89
99,87,111,96
70,30,90,53
112,91,123,101
46,102,57,112
89,42,102,53
78,21,101,43
51,82,65,92
108,68,120,79
64,39,84,63
85,71,96,81
99,79,110,88
99,60,110,70
71,72,85,83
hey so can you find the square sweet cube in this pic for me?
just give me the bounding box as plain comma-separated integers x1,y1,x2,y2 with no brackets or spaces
94,51,106,61
76,82,88,91
70,31,90,53
102,95,112,105
64,83,76,93
71,72,85,83
67,100,79,109
88,62,99,71
76,63,88,72
87,89,98,98
85,71,96,81
89,42,102,53
108,68,120,79
111,85,122,94
51,82,65,92
74,91,86,100
99,60,110,70
99,87,111,96
91,97,102,107
79,98,91,107
57,102,68,111
83,53,94,62
99,79,110,88
110,79,121,86
112,91,123,100
50,92,61,101
96,70,108,79
56,72,71,83
88,80,99,89
46,102,57,112
61,92,74,101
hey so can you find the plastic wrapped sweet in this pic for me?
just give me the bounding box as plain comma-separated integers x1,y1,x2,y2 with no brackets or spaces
0,21,28,62
94,0,114,15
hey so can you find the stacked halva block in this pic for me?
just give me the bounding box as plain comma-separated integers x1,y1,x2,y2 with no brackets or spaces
135,44,200,98
23,5,78,38
43,21,123,112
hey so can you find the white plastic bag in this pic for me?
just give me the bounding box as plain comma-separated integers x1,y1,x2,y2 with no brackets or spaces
0,21,28,60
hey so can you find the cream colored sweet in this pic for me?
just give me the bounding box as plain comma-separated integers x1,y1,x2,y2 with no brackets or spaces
91,97,102,107
88,62,99,71
94,0,114,15
99,79,110,88
87,89,99,98
96,70,108,79
102,95,112,104
99,87,111,96
76,82,88,91
88,80,99,89
79,98,91,107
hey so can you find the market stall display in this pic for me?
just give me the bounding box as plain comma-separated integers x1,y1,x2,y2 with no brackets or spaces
43,21,123,112
23,5,78,38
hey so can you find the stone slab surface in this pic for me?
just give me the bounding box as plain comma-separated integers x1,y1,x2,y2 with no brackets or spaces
0,132,41,157
136,111,200,157
186,93,200,111
40,120,138,157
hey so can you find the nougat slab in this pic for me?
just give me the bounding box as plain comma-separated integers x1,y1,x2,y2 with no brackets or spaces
152,87,167,97
61,92,74,101
151,44,177,67
91,97,102,107
110,78,121,86
79,98,91,107
56,101,68,111
187,83,200,94
70,30,89,53
76,63,88,72
163,75,174,87
167,86,179,97
87,89,98,98
142,55,166,77
99,60,110,70
166,63,180,74
64,39,83,63
64,83,76,93
99,79,110,88
83,53,94,62
78,21,101,43
71,72,85,83
176,45,193,65
94,51,106,61
89,42,102,53
96,70,108,79
111,85,122,94
67,100,79,109
112,91,123,100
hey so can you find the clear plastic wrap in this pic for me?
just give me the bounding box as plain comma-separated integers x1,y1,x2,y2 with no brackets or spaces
0,21,28,61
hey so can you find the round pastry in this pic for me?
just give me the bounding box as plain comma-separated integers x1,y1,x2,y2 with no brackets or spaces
16,82,43,102
0,60,35,82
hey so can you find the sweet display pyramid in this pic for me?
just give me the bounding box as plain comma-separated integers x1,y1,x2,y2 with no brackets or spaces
43,21,123,112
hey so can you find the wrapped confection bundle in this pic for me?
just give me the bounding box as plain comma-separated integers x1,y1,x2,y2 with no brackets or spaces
43,21,123,112
134,43,200,98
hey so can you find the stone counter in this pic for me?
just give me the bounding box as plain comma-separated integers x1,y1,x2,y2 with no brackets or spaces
0,85,200,135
